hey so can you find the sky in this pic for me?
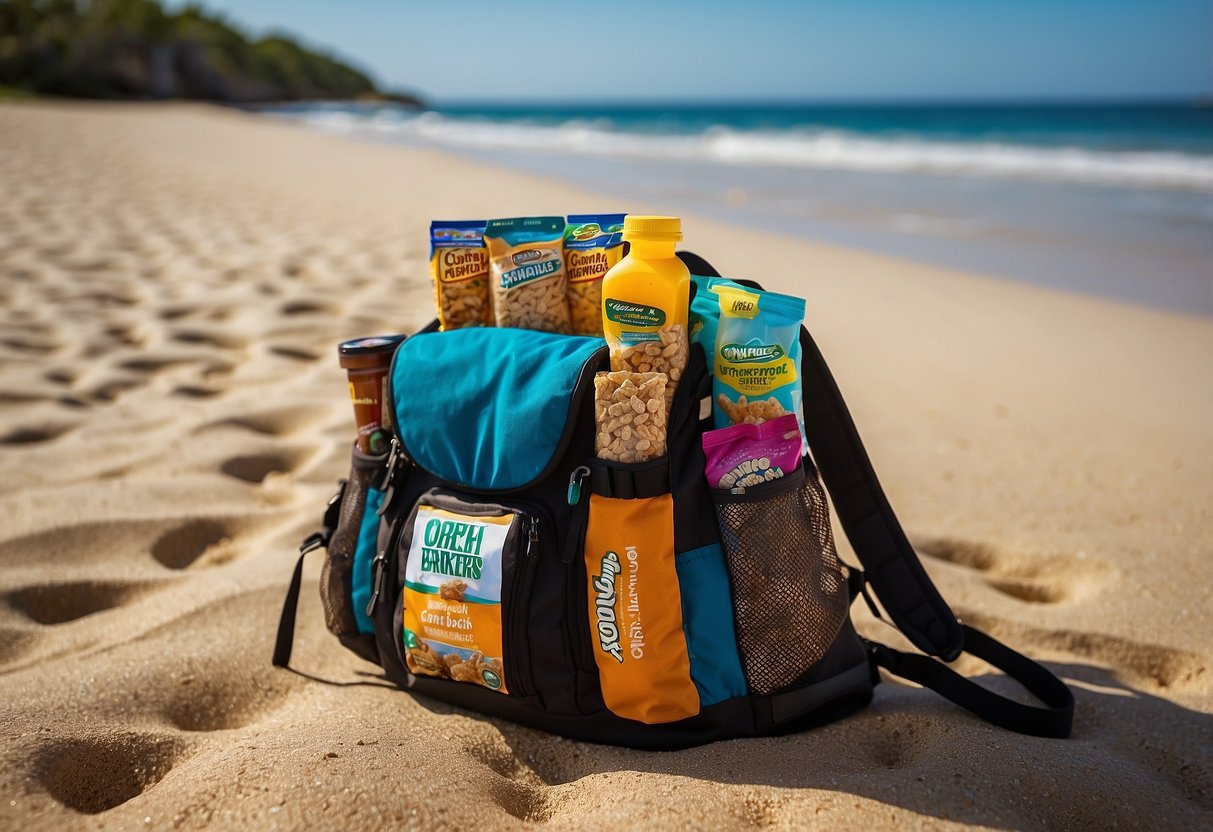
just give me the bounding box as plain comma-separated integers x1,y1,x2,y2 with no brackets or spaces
178,0,1213,103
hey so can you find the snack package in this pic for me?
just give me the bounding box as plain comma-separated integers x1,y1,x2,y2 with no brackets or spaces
702,414,802,493
429,221,491,330
563,213,625,336
484,216,571,333
593,370,668,462
708,282,807,453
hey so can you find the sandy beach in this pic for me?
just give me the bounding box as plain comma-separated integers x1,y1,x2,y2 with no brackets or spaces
0,101,1210,830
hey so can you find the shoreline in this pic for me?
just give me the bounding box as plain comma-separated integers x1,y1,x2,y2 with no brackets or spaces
1,100,1209,829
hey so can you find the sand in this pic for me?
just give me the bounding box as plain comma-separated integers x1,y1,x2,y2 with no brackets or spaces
0,101,1209,831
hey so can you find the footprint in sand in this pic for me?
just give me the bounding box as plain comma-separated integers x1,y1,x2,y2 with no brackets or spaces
170,327,248,350
196,404,332,437
0,422,74,445
160,672,291,732
0,334,64,354
268,344,321,362
36,734,188,814
960,610,1208,692
916,537,1115,604
0,626,40,666
43,367,78,385
117,355,205,375
172,384,224,399
148,518,246,570
85,375,144,403
219,446,314,484
3,579,167,626
280,298,340,317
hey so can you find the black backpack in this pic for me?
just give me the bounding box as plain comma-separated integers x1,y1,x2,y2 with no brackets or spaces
273,252,1074,749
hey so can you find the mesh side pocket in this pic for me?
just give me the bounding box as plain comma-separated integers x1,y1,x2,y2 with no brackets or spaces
712,464,848,696
320,447,385,638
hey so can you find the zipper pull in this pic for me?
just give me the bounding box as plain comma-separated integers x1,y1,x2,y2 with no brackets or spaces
365,550,388,617
525,516,540,559
561,467,592,564
567,465,591,506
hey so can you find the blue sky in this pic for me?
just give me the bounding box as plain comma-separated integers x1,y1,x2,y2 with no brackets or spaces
181,0,1212,102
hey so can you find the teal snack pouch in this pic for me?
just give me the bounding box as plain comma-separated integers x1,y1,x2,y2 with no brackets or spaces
709,283,807,454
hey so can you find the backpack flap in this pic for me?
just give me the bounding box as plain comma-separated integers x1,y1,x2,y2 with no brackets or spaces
391,328,607,491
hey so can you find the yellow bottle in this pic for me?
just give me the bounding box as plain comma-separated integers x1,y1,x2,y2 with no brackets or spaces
601,216,690,411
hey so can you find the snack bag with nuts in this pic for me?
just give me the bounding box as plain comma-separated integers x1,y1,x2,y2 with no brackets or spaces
702,413,802,493
484,216,571,333
711,283,807,453
594,370,668,463
563,213,625,336
430,221,491,330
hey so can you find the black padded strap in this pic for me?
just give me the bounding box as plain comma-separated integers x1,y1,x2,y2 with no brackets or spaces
868,624,1074,738
272,483,344,668
797,326,964,659
272,542,317,668
676,250,722,277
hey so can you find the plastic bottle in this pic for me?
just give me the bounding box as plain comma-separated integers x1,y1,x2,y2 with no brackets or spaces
600,216,690,411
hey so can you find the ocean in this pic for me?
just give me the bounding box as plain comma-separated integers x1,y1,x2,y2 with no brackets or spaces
263,102,1213,315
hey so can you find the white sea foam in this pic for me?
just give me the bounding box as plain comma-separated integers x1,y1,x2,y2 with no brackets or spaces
282,109,1213,191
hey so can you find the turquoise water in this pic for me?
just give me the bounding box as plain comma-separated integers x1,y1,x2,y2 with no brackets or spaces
265,102,1213,314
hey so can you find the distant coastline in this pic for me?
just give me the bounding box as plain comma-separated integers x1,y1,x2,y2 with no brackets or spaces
0,0,423,106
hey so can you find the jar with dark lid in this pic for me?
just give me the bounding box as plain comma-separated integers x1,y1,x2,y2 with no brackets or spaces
337,335,405,454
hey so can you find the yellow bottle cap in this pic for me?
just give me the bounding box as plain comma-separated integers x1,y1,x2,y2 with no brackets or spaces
622,215,682,242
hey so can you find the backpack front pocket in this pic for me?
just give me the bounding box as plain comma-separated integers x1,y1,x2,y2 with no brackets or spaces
582,459,701,724
394,491,542,697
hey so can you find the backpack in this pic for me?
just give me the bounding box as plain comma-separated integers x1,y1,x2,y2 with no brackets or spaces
273,252,1074,749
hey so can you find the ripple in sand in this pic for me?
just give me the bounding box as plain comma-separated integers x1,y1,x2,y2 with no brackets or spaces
37,734,185,814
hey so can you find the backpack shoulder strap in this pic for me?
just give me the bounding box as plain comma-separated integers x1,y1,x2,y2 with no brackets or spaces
797,326,964,658
679,251,1073,738
678,250,962,658
799,328,1074,736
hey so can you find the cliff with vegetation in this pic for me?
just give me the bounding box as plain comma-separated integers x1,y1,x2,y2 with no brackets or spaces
0,0,422,105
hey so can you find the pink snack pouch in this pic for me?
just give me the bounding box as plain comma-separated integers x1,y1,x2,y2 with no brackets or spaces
702,413,802,493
